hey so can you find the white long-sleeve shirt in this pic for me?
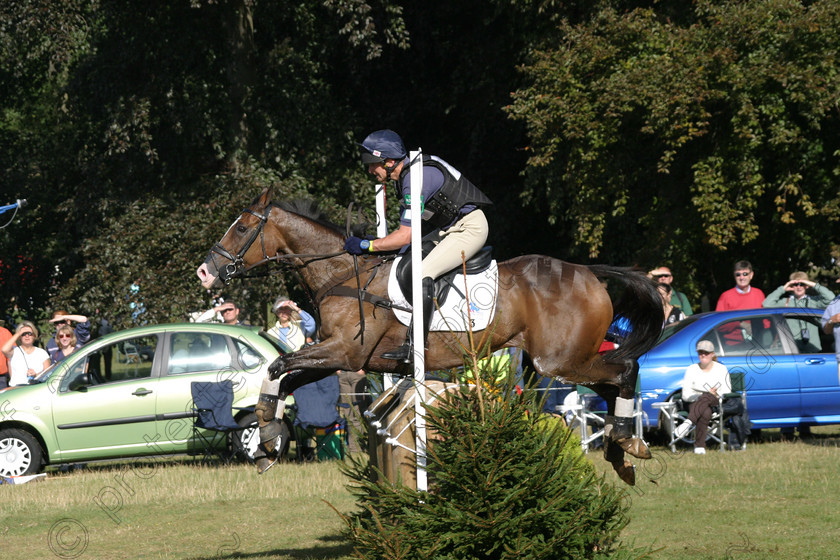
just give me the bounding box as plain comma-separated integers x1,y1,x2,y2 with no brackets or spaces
681,361,731,403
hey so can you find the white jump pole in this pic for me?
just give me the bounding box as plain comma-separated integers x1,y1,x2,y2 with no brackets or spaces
409,149,428,492
375,183,397,390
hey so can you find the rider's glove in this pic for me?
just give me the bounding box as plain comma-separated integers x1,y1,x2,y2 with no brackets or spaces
344,236,373,255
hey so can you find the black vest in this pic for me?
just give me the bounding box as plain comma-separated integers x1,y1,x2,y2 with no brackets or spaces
397,155,492,233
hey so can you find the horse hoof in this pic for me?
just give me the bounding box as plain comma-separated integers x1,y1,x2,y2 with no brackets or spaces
256,456,277,474
617,437,652,460
611,460,636,486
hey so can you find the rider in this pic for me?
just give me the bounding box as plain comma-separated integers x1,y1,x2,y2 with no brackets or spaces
344,129,493,362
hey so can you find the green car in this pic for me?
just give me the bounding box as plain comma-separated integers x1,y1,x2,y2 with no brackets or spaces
0,323,289,476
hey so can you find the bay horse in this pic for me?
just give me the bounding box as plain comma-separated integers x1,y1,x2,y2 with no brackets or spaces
196,188,663,484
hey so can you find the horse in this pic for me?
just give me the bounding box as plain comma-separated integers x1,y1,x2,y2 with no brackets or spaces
196,188,663,484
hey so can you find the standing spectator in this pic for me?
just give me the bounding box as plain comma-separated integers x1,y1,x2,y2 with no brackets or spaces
649,266,693,316
762,271,835,309
50,324,85,364
45,311,91,356
193,300,249,326
657,284,686,326
821,290,840,379
267,297,316,353
716,260,766,311
1,322,51,386
673,340,733,454
0,323,12,389
336,369,372,454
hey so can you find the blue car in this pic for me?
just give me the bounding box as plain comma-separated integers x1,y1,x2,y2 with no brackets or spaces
638,308,838,431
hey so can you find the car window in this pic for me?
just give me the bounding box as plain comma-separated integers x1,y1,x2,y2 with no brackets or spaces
657,315,701,344
61,335,159,391
233,338,264,370
167,332,232,375
781,313,832,354
706,315,783,357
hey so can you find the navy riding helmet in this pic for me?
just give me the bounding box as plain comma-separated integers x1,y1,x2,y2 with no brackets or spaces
359,129,407,164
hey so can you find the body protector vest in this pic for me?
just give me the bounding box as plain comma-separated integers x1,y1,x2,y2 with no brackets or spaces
397,155,493,235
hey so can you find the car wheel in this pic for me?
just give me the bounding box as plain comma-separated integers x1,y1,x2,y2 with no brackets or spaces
0,428,43,477
236,412,290,462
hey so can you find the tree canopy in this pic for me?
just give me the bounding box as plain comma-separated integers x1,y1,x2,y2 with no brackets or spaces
1,0,839,331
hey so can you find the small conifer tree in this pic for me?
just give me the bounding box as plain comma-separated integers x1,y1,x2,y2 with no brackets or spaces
340,371,651,560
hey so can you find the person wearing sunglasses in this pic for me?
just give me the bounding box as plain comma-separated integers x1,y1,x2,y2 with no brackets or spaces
1,321,51,386
648,265,693,316
50,325,83,365
45,310,91,358
673,340,734,454
715,260,766,311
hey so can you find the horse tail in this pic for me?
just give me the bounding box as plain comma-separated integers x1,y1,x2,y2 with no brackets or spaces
587,265,662,362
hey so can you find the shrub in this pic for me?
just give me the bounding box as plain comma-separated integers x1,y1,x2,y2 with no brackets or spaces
340,376,650,559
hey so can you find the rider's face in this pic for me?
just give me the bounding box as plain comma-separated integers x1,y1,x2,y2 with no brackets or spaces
367,160,397,182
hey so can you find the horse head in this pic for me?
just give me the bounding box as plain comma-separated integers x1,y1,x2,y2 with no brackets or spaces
197,188,277,290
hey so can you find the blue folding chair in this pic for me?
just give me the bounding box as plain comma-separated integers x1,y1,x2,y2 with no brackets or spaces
292,374,346,461
191,381,252,464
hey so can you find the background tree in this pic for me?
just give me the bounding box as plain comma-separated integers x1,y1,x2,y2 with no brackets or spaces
507,0,840,301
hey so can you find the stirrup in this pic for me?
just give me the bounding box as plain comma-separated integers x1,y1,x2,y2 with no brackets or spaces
381,343,412,362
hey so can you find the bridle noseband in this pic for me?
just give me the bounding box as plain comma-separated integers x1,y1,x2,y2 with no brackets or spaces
208,204,275,285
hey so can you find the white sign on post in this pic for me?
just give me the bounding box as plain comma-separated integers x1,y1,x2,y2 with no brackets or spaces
408,149,428,492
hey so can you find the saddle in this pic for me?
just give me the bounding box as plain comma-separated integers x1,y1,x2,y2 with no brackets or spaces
395,244,494,307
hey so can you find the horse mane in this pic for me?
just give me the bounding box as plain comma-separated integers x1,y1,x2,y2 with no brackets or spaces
275,198,372,237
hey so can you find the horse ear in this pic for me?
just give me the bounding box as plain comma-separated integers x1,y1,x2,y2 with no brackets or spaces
256,187,274,207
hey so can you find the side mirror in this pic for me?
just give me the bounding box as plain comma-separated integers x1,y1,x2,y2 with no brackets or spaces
68,374,92,392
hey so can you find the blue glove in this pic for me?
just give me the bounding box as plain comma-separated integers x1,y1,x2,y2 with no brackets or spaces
344,236,371,255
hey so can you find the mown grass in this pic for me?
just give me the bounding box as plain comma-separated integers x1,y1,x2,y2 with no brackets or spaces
2,428,838,560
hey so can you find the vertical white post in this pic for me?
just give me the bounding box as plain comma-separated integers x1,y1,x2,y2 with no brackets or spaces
409,149,428,492
375,183,396,390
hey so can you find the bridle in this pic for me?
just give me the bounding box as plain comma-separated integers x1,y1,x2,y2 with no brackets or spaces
207,203,349,285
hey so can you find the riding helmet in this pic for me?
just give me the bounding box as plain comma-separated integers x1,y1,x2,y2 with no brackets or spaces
359,129,407,164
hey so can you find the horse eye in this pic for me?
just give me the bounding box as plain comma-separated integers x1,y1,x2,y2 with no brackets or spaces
236,224,248,234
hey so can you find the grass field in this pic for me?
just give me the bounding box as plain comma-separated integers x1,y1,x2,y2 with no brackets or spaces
1,428,838,560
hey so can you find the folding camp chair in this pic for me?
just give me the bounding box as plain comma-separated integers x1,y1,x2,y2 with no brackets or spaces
291,374,346,461
562,376,647,453
191,380,252,464
655,371,748,452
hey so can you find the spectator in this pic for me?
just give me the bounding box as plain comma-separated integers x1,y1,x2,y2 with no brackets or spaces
673,340,733,454
716,260,766,311
267,297,316,353
46,311,91,356
0,323,12,389
649,266,693,316
821,290,840,384
193,300,249,326
50,324,84,364
336,369,372,454
763,270,835,355
657,283,685,326
1,321,51,386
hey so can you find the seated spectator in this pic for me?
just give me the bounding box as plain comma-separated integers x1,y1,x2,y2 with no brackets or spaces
657,283,685,326
674,340,732,454
1,322,51,386
267,297,316,353
50,324,85,364
46,311,91,357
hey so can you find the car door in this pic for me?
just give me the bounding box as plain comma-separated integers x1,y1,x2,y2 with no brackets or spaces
153,331,247,453
784,312,840,423
704,314,801,425
51,334,161,461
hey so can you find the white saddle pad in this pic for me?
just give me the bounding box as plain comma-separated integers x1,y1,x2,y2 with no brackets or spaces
387,256,499,332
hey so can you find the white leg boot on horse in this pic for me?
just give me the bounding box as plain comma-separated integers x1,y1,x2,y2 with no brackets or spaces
253,378,286,474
